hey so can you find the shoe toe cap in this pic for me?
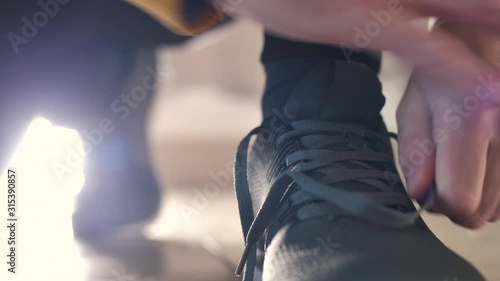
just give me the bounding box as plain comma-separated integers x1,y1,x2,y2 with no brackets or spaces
263,218,485,281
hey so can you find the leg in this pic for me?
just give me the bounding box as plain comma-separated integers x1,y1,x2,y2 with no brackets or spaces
0,37,161,243
0,0,186,171
260,32,382,118
233,33,485,281
0,0,190,244
70,49,161,242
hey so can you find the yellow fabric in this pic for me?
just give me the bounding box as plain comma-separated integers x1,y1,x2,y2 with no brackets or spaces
126,0,223,35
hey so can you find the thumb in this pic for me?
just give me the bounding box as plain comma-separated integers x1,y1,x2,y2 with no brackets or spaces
397,76,436,202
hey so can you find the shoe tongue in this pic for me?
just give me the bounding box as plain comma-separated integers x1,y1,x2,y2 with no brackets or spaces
283,61,393,195
284,61,385,126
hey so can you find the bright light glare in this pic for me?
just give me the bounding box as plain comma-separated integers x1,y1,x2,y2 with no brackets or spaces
0,118,84,281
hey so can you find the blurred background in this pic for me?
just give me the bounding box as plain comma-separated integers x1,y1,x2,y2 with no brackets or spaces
0,17,499,281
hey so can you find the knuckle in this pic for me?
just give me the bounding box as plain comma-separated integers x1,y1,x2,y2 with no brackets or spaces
438,189,480,219
468,108,496,134
489,211,500,223
460,218,486,229
488,216,499,223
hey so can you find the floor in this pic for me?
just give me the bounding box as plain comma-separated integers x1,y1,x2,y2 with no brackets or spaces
0,19,498,281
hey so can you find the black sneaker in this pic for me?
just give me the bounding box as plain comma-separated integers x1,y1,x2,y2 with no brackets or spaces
234,60,485,281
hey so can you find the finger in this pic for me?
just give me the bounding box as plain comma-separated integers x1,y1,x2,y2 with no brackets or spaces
434,122,489,229
386,25,495,91
397,75,436,202
236,0,497,88
485,141,500,222
361,18,500,122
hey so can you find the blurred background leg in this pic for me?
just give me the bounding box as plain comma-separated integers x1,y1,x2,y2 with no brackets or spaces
70,48,161,244
0,0,193,242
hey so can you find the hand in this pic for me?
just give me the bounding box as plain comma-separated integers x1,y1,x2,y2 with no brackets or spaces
397,22,500,228
219,0,500,86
